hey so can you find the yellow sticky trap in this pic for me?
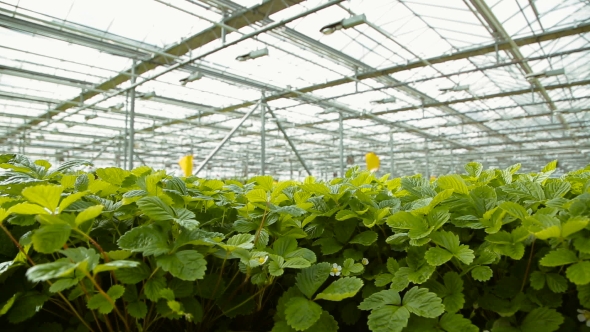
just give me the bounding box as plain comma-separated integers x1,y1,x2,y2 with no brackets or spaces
178,155,193,177
365,152,380,172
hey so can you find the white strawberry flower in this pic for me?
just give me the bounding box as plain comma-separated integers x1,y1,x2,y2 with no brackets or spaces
577,309,590,326
257,255,268,265
330,263,342,276
361,258,369,266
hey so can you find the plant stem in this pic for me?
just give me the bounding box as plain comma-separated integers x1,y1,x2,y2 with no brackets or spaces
74,229,110,262
83,271,131,331
253,203,269,246
520,239,536,292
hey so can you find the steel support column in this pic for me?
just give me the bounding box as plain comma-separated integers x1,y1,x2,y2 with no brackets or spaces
267,108,312,176
339,112,344,177
260,94,266,175
194,103,260,175
128,61,136,170
425,139,431,179
390,133,394,177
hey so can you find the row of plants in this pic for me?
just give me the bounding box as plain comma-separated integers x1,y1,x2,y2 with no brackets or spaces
0,153,589,331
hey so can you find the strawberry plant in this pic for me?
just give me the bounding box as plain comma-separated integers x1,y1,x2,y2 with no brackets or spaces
0,153,589,331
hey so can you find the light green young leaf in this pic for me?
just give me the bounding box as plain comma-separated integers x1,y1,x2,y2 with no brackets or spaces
245,188,268,203
499,201,528,220
93,260,140,274
26,261,77,282
335,210,357,221
367,306,410,332
349,231,378,246
437,174,469,195
284,297,322,331
358,289,401,311
561,216,589,238
315,277,363,301
539,249,578,267
156,250,207,281
296,263,331,299
541,160,558,173
22,184,63,213
471,266,493,281
566,261,590,285
402,286,444,318
465,162,483,178
75,205,104,226
8,203,49,216
32,224,72,254
520,307,563,332
58,191,88,213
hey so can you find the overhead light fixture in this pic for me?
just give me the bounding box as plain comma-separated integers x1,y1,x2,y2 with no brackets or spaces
140,91,156,99
180,71,203,85
371,97,397,104
525,68,565,80
236,48,269,61
439,85,470,92
320,14,366,35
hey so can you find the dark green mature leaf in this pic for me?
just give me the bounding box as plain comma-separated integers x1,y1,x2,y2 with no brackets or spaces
442,272,464,313
439,313,478,332
127,301,148,319
315,277,363,301
520,307,563,332
402,287,444,318
7,291,48,323
117,224,170,256
367,306,410,332
114,261,151,284
284,297,322,331
358,289,401,310
350,231,378,246
578,284,590,309
49,278,78,293
144,276,166,302
471,266,493,281
156,250,207,281
545,273,568,293
566,261,590,285
425,247,453,266
306,310,338,332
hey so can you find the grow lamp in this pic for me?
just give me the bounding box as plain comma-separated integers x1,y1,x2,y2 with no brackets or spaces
320,14,366,35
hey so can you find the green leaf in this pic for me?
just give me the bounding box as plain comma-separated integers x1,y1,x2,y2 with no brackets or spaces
245,189,268,203
306,310,338,332
117,225,170,256
465,162,483,178
425,247,453,266
358,289,401,311
284,297,322,331
541,160,558,172
520,307,563,332
127,301,148,319
439,313,478,332
49,278,78,293
226,234,255,250
499,201,528,220
530,271,545,290
471,266,493,281
545,273,568,293
539,249,578,267
578,284,590,309
136,196,175,221
442,272,464,313
93,260,140,274
156,250,207,281
108,285,125,300
58,191,88,212
8,203,49,215
575,237,590,254
313,237,343,255
25,260,77,282
32,224,72,254
274,236,298,256
282,257,311,269
7,291,48,323
561,216,589,238
349,231,378,246
75,205,103,226
144,276,166,301
96,167,129,185
114,261,151,284
387,212,429,239
22,184,63,212
367,306,410,332
87,293,114,314
437,174,469,195
315,277,363,301
296,263,331,299
335,210,357,221
566,261,590,285
402,286,444,318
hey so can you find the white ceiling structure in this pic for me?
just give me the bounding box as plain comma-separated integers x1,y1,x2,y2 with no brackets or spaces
0,0,589,179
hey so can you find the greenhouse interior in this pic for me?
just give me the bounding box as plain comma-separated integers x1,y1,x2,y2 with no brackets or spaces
0,0,589,178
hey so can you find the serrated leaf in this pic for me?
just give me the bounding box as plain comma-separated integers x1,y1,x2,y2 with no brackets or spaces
499,201,528,220
437,174,469,195
520,307,563,332
114,261,150,284
75,205,103,226
7,292,48,323
454,246,475,265
117,225,170,256
425,247,453,266
335,210,357,221
22,185,63,212
284,297,322,331
136,196,175,221
226,233,255,250
541,160,558,172
93,260,140,274
25,260,77,282
539,249,578,267
127,301,148,319
58,191,88,213
566,261,590,285
465,162,483,178
367,306,410,332
315,277,363,301
282,257,311,269
439,313,478,332
245,189,268,203
578,284,590,309
306,310,338,332
471,266,492,281
349,231,378,246
402,286,444,318
8,203,49,215
87,293,114,314
358,289,401,310
545,273,568,293
32,224,72,254
49,278,78,293
144,276,166,301
530,271,545,290
561,216,589,238
156,250,207,281
107,285,125,300
442,272,464,313
274,236,298,256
